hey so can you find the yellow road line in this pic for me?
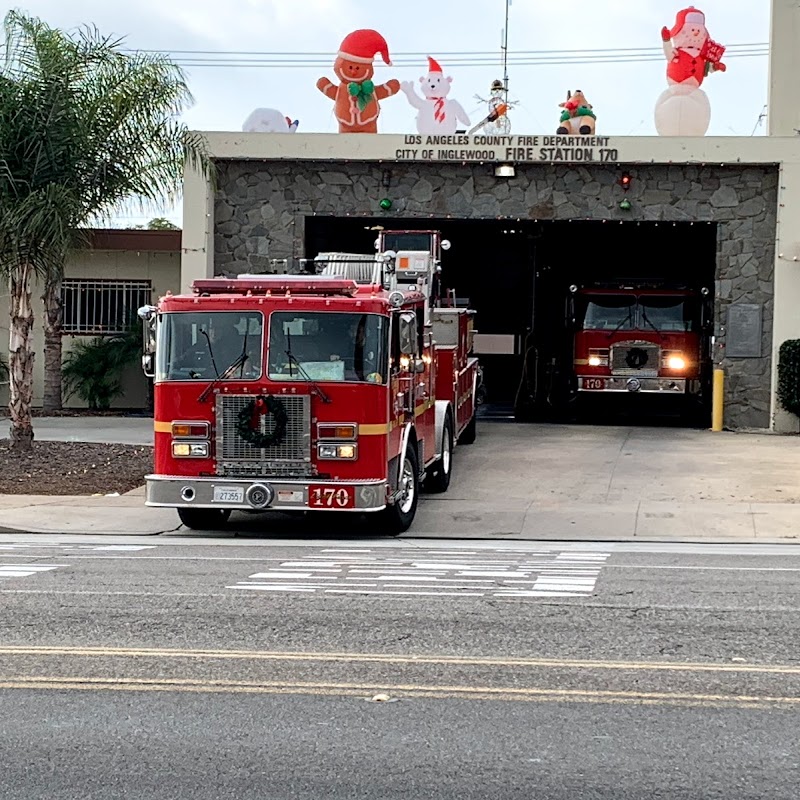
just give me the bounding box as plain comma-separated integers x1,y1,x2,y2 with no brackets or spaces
0,646,798,676
0,675,796,708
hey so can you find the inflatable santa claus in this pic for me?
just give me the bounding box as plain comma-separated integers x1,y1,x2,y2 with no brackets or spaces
654,6,726,137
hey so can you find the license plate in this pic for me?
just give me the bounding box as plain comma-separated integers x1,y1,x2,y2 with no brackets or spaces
583,378,605,390
308,485,355,509
213,486,244,504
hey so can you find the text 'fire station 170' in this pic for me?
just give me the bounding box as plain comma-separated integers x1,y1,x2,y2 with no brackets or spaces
396,135,619,163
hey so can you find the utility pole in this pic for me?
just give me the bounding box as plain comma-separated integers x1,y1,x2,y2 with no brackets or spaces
501,0,511,106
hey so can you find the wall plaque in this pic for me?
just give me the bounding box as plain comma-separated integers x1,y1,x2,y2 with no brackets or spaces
726,303,762,358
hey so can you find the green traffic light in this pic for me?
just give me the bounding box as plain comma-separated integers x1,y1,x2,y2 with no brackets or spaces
379,198,392,210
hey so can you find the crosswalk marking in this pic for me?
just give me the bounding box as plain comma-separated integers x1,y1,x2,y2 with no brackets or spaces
0,564,64,580
228,547,609,598
0,544,155,552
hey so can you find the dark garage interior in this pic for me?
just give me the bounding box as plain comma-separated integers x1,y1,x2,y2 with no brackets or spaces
305,216,718,424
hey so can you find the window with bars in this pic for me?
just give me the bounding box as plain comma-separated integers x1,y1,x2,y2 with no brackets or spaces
62,279,153,335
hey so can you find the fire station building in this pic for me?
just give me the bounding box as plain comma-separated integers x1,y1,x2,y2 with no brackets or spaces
181,3,800,434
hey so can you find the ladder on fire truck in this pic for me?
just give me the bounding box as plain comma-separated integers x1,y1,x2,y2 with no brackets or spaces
313,234,448,318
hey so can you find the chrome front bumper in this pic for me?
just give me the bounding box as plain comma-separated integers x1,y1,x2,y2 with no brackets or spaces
145,475,388,513
578,377,690,394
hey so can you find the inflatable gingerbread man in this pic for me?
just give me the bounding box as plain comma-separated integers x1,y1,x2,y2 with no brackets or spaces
317,29,400,134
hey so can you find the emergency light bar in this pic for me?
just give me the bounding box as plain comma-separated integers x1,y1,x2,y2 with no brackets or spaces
191,276,359,297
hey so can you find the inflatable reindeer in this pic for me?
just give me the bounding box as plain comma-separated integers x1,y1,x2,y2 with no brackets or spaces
556,89,597,136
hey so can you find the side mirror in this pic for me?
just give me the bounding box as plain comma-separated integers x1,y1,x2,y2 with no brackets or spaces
398,312,418,355
139,307,157,377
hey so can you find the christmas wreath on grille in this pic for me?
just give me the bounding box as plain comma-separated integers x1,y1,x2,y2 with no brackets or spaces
236,394,288,448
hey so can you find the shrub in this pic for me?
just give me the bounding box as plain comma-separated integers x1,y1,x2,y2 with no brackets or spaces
62,327,140,410
777,339,800,417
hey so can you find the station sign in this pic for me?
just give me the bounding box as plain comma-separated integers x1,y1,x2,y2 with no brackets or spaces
395,134,621,164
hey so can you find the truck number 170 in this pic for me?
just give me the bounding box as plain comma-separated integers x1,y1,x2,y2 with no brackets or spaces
309,486,354,509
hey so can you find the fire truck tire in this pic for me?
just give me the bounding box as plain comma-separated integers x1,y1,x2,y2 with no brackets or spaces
177,508,232,530
458,413,477,446
382,446,420,535
425,416,454,494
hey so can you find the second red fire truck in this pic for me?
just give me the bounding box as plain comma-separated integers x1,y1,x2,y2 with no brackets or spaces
568,282,713,420
139,230,480,533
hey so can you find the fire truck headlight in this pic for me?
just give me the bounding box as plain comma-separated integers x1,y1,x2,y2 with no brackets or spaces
587,349,609,367
318,444,357,460
172,442,209,458
667,355,686,370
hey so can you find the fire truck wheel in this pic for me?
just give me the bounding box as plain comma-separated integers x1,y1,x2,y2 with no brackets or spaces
383,446,420,535
425,416,454,494
458,413,477,446
177,508,232,530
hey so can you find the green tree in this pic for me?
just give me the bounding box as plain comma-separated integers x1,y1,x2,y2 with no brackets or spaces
146,217,180,230
0,11,210,446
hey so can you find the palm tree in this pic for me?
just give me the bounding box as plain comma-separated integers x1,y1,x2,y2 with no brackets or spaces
1,11,211,437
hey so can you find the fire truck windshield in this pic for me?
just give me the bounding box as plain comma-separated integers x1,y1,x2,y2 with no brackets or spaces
582,296,635,331
639,296,695,332
582,295,697,333
156,311,263,382
268,312,388,384
382,233,432,253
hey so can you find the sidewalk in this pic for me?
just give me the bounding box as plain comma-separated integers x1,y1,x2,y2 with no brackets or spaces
2,417,798,542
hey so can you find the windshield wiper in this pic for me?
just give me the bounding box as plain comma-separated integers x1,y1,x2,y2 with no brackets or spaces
199,328,220,376
607,307,634,337
198,325,253,402
198,352,249,403
640,309,665,340
284,330,332,404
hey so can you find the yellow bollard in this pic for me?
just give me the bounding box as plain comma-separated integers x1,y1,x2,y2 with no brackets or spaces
711,368,724,432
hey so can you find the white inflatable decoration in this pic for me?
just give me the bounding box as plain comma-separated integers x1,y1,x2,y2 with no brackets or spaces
401,57,470,135
242,108,299,133
654,6,726,137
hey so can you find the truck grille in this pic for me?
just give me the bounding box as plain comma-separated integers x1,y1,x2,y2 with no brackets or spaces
611,342,660,377
215,394,312,477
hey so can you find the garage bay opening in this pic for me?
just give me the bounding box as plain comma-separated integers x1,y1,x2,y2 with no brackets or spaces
304,217,717,428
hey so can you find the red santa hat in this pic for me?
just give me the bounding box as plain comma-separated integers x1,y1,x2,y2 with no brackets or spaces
338,29,392,65
670,6,706,37
427,56,443,74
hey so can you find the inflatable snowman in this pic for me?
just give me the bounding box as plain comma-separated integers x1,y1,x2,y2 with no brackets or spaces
242,108,299,133
401,57,470,135
654,6,726,137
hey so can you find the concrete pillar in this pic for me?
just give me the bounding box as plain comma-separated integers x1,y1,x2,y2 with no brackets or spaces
180,160,215,293
768,0,800,136
770,160,800,432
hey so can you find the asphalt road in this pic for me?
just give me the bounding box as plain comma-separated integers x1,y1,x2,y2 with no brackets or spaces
2,535,800,799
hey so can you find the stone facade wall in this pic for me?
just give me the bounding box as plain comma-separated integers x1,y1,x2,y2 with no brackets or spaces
214,161,779,429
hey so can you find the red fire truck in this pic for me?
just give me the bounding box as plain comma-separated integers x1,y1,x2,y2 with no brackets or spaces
138,230,480,533
568,282,713,419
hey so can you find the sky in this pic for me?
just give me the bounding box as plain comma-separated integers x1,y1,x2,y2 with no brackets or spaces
11,0,772,227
